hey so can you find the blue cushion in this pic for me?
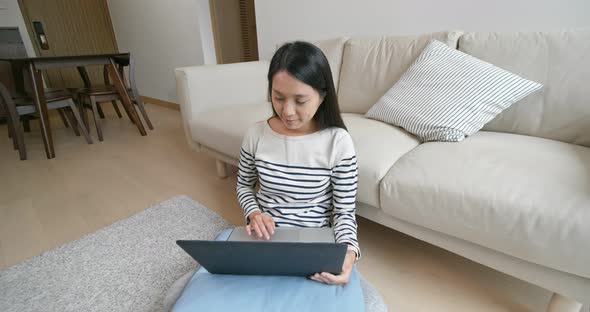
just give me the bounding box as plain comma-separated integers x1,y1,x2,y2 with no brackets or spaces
172,229,365,312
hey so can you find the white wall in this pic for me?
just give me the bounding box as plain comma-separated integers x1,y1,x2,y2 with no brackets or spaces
107,0,216,102
255,0,590,60
0,0,36,56
196,0,217,65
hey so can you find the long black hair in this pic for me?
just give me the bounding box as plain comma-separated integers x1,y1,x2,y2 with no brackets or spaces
267,41,347,131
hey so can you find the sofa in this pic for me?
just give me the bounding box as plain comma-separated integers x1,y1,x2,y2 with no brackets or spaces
175,30,590,311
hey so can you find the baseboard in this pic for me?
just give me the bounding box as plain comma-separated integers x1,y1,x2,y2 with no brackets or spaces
140,96,180,111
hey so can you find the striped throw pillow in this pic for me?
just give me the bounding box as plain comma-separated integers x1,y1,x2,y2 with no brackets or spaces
365,40,542,142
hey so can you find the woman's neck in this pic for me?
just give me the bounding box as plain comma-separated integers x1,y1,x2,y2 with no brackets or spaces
268,116,319,136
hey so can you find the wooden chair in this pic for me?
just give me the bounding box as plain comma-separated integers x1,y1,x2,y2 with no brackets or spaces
76,54,153,141
0,81,92,160
1,60,71,133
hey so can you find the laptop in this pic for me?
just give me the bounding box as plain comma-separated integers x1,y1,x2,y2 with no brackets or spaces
176,226,347,276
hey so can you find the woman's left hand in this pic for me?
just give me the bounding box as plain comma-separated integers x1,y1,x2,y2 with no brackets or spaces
310,249,357,285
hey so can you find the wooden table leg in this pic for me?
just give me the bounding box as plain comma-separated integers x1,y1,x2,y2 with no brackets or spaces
28,62,55,159
106,60,146,136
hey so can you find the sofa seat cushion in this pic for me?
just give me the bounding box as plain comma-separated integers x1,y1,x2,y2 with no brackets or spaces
190,103,273,158
379,131,590,278
342,113,420,208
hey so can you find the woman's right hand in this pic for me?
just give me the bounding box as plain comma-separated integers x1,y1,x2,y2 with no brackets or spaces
246,210,275,240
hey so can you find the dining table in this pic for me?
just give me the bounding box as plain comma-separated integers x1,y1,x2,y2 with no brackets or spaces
0,53,147,159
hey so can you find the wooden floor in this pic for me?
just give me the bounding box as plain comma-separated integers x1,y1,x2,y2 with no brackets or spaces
0,104,555,311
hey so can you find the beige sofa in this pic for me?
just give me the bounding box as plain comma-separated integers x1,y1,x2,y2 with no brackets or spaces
175,30,590,311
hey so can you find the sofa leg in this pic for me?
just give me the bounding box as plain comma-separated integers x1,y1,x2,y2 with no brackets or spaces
546,293,582,312
216,160,228,178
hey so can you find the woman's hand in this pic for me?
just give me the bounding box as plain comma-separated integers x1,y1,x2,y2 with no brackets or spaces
310,249,357,285
246,210,275,240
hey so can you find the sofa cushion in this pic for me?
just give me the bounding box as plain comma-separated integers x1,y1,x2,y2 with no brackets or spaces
380,131,590,278
365,40,542,142
190,103,273,158
312,37,347,93
342,113,420,208
459,30,590,148
338,31,462,114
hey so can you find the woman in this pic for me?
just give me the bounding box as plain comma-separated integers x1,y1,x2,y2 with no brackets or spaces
236,41,360,285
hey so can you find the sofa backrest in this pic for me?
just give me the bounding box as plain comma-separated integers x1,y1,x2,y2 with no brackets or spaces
459,30,590,147
311,37,348,93
336,31,462,114
269,38,347,93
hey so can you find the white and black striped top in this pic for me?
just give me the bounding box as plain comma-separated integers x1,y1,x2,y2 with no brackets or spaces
236,120,360,257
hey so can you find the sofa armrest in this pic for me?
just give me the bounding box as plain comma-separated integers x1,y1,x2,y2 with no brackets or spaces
175,61,270,151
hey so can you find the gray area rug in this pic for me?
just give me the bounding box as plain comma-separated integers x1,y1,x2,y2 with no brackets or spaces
0,195,386,312
0,196,232,312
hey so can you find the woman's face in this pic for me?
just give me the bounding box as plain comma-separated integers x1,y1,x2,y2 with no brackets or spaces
271,70,322,133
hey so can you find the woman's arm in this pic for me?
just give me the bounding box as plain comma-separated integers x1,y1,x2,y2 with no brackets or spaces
237,149,275,239
236,148,261,221
310,151,360,285
331,154,361,259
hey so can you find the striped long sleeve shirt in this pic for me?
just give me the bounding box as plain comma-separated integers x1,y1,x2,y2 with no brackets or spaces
236,120,360,258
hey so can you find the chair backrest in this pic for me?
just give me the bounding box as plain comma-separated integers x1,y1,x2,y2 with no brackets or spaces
0,62,31,118
0,80,21,120
78,66,92,88
0,27,28,102
0,81,9,114
0,64,9,118
0,62,15,94
101,54,137,92
126,54,138,94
